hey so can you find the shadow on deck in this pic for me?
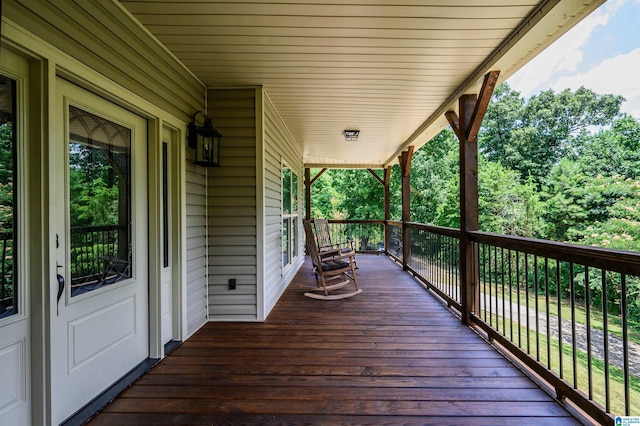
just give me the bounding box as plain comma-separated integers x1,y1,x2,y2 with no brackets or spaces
87,255,579,425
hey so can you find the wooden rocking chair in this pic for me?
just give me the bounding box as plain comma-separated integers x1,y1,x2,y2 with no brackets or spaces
313,218,358,268
303,220,362,300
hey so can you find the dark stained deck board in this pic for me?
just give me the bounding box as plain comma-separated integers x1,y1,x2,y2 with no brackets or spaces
87,255,579,425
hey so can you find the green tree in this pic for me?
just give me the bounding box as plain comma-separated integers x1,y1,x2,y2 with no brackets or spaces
410,129,458,225
540,159,592,241
480,83,524,166
434,157,543,236
478,160,543,236
576,175,640,251
577,114,640,179
333,169,385,220
308,169,341,219
0,123,14,229
480,85,624,184
68,144,125,227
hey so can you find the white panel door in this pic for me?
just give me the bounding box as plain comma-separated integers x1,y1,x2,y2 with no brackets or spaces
51,78,149,424
0,50,30,426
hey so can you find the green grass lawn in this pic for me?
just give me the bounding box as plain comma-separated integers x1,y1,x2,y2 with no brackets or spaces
415,261,639,416
486,312,640,417
419,259,640,343
479,282,640,344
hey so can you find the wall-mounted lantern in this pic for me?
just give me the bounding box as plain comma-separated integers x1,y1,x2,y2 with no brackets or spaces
188,111,222,167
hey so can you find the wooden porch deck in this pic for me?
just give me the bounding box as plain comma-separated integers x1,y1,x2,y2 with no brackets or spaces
88,255,579,425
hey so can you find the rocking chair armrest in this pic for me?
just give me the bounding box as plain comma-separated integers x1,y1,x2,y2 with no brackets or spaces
318,247,342,258
319,250,356,263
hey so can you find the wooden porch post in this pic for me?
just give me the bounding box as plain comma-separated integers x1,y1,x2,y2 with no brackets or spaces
446,70,500,325
305,168,328,221
384,166,391,254
458,94,480,325
398,146,414,270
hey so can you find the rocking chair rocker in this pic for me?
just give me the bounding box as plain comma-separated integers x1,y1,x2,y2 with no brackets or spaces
303,220,362,300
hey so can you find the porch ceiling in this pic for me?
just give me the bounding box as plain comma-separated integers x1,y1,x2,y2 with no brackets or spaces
119,0,604,168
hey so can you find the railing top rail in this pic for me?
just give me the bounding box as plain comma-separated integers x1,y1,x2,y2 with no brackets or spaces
70,224,126,233
470,230,640,276
320,219,385,225
406,222,461,238
387,220,402,227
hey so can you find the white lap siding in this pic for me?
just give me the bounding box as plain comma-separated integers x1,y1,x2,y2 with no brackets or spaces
263,91,304,315
205,88,303,321
185,161,209,335
207,88,259,320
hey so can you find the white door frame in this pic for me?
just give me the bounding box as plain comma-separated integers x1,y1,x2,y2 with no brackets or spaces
148,122,186,358
46,74,188,424
0,46,32,426
2,25,188,423
51,77,150,423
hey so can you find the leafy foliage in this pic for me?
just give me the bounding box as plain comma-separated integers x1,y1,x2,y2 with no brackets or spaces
309,83,638,251
309,83,640,325
481,84,624,184
0,123,14,230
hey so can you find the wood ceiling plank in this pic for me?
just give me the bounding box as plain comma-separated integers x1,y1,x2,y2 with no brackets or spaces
130,15,524,31
157,35,501,49
145,26,511,40
119,0,602,167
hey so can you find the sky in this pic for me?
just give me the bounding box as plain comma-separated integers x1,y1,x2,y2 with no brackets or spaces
507,0,640,119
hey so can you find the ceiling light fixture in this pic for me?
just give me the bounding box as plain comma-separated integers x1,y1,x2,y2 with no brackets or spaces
343,130,359,141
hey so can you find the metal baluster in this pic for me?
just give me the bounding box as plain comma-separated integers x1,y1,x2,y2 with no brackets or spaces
493,244,498,329
534,255,539,361
525,253,530,354
570,262,577,388
585,267,592,400
508,249,514,342
557,260,564,380
501,246,506,337
1,237,7,305
485,244,490,323
621,274,630,416
516,251,521,348
485,244,490,324
602,270,610,413
545,257,551,369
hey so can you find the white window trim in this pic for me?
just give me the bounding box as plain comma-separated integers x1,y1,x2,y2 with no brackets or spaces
281,162,299,272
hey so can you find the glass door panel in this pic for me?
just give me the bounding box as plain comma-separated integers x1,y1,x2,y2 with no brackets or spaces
68,106,132,296
0,76,17,318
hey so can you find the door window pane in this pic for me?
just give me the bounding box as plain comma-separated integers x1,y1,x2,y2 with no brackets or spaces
0,76,17,318
162,142,169,268
68,106,132,296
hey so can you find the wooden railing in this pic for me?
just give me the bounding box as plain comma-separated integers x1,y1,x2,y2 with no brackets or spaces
69,225,129,295
406,222,462,311
469,231,639,423
324,219,637,424
386,220,403,259
319,219,385,253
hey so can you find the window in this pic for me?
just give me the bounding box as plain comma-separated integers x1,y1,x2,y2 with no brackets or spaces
0,76,17,318
282,166,299,268
162,142,169,268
